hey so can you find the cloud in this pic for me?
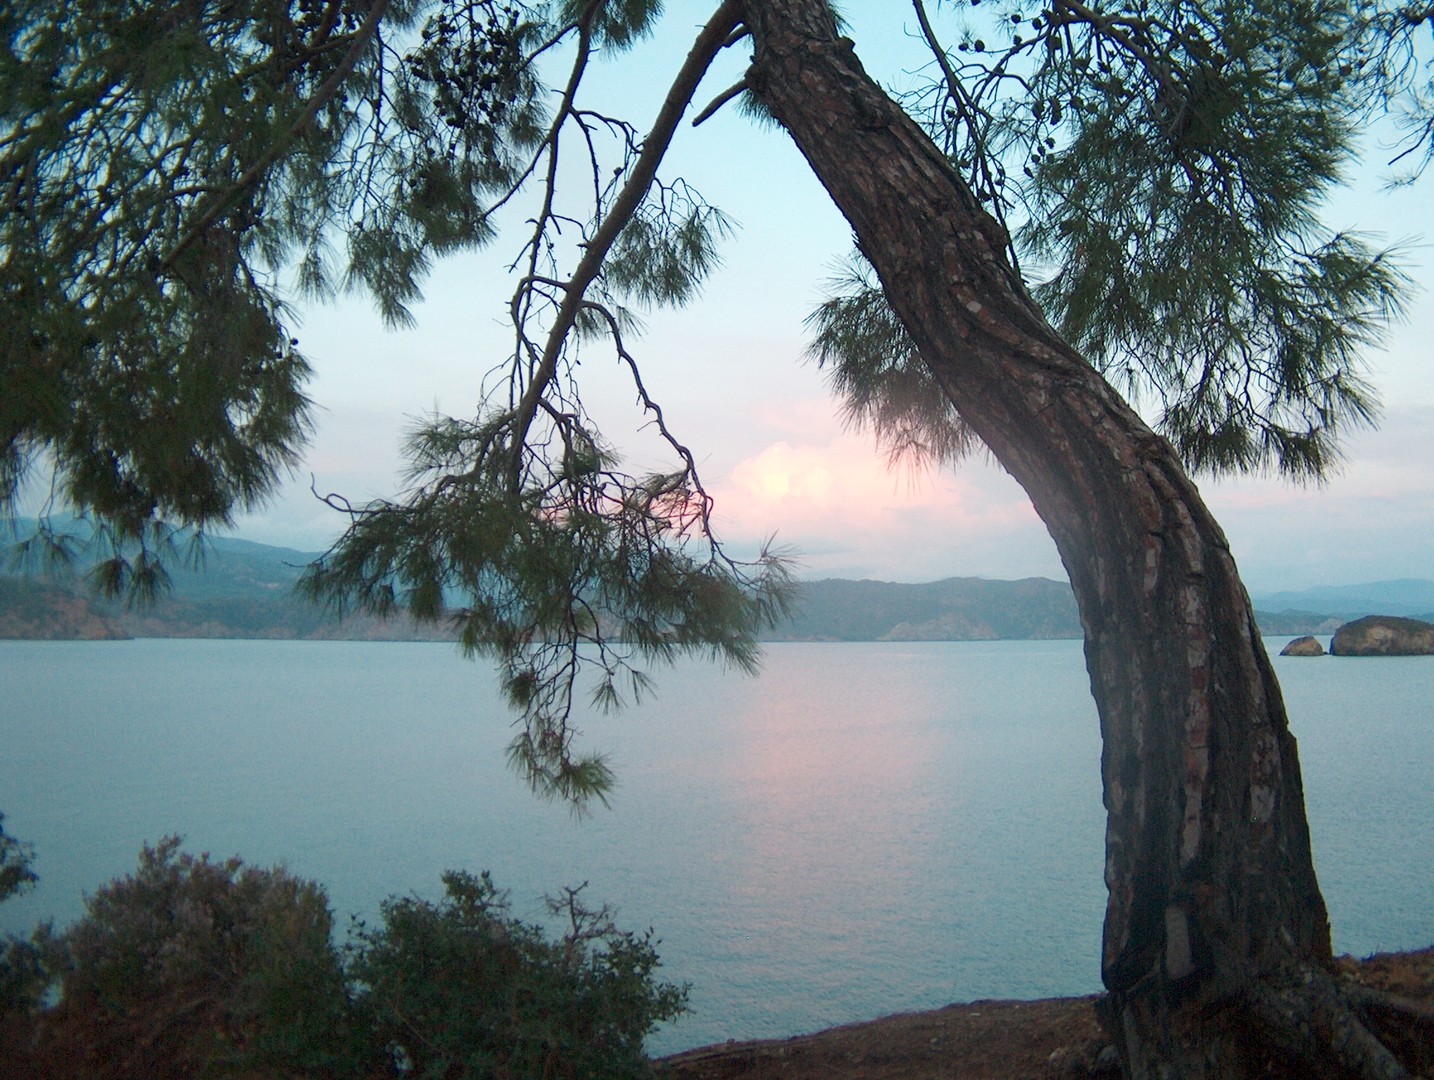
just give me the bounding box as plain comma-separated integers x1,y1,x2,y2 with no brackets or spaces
704,401,1434,590
710,433,1062,582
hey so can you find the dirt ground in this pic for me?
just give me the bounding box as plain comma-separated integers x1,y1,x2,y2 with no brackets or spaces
656,995,1113,1080
655,947,1434,1080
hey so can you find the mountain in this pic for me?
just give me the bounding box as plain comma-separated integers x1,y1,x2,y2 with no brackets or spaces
1,530,449,641
0,577,128,640
4,528,1426,641
1249,579,1434,621
767,576,1084,641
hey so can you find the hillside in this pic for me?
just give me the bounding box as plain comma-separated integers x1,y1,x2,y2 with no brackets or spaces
1249,579,1434,621
0,533,450,641
0,578,453,642
768,576,1085,641
0,577,128,640
5,526,1426,643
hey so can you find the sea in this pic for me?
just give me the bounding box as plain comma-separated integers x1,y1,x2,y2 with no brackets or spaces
1,637,1431,1054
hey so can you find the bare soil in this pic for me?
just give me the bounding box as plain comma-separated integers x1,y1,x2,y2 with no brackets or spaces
655,947,1434,1080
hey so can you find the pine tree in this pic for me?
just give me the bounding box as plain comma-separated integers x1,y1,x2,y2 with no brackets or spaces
4,2,1431,1073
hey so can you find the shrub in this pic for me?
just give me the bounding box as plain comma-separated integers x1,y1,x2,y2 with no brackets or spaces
349,870,690,1080
56,836,358,1077
4,839,688,1078
0,814,51,1019
0,924,62,1018
0,812,38,903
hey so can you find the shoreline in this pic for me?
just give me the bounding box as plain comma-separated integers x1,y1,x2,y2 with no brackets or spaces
656,946,1434,1079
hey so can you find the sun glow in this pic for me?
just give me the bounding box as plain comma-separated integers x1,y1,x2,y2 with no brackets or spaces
709,431,1057,581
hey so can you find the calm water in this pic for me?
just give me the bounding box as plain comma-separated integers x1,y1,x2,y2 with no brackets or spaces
1,638,1431,1053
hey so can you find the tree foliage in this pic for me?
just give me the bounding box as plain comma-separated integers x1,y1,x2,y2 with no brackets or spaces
809,0,1415,480
0,813,37,904
4,0,793,801
0,0,541,592
58,831,355,1072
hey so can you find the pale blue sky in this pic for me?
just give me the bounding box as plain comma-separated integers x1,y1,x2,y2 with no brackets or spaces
232,2,1434,594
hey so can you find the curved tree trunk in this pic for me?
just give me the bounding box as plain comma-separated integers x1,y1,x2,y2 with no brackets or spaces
737,3,1413,1076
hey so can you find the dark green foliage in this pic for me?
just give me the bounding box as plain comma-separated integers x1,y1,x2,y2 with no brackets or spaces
5,0,778,807
2,839,686,1077
606,180,734,309
58,836,359,1075
560,0,666,49
0,926,61,1018
1351,3,1434,179
0,814,49,1017
805,257,979,469
0,0,542,594
1,0,338,561
299,411,795,806
349,870,689,1079
1015,0,1409,478
0,814,37,903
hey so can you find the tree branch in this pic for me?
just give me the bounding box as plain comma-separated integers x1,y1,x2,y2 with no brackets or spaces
510,0,744,450
692,78,749,126
156,0,392,274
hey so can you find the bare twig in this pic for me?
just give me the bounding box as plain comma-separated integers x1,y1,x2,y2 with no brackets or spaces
693,78,749,126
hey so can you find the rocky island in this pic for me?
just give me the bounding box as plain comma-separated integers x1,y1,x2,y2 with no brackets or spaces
1329,615,1434,656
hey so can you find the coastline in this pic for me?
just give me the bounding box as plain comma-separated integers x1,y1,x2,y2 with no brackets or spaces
656,946,1434,1080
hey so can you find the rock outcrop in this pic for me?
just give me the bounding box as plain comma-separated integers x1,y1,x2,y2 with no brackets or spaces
1329,615,1434,656
1280,635,1325,657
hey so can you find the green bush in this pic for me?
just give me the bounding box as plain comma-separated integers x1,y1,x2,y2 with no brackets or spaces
58,836,358,1076
0,924,62,1017
4,838,688,1078
349,870,690,1080
0,814,50,1018
0,813,37,904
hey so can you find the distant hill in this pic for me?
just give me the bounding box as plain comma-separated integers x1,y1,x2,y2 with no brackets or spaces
1249,579,1434,622
767,576,1084,641
1,529,449,641
3,528,1422,642
1245,609,1345,636
0,577,128,640
0,574,454,642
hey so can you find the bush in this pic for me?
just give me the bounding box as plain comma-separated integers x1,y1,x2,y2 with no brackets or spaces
349,870,690,1080
0,813,38,904
0,924,62,1018
56,836,358,1077
0,814,50,1019
4,839,688,1078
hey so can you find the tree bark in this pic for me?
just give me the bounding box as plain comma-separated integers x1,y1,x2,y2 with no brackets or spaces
736,3,1410,1076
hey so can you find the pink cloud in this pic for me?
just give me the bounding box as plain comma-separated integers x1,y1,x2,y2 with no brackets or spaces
708,433,1059,581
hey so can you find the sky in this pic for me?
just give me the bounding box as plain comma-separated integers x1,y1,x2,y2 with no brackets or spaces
231,2,1434,596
